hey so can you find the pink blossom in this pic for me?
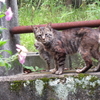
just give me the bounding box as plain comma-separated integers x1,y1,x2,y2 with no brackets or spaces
16,44,28,64
0,0,5,4
5,7,13,21
17,52,27,64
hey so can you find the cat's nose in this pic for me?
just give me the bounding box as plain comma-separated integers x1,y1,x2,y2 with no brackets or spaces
42,35,45,39
42,37,45,40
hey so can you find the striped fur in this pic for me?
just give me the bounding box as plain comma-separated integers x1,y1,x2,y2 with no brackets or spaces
33,25,100,75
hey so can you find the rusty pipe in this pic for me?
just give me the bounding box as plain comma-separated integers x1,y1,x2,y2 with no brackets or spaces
10,19,100,34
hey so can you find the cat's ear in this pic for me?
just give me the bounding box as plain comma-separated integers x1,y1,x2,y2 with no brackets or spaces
31,25,39,33
47,23,52,28
46,23,53,31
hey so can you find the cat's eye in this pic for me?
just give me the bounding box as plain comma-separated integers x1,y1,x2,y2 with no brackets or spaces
49,34,52,36
38,35,41,37
45,34,48,36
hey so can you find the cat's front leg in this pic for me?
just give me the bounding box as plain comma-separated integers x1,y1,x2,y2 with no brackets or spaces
49,58,58,74
55,53,66,75
46,60,50,71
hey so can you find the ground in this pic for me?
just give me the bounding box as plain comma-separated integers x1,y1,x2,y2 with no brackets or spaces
0,70,100,82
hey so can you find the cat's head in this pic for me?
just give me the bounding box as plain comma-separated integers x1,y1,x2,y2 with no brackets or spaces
32,26,44,41
32,24,54,45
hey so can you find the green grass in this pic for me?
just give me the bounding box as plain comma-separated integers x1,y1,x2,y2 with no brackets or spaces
18,2,100,52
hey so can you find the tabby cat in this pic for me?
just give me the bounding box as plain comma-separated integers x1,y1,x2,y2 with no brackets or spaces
32,25,100,75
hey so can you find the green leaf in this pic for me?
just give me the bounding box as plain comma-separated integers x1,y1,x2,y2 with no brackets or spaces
35,66,39,70
0,55,3,58
0,40,7,47
22,65,44,72
0,50,12,55
0,61,6,66
0,27,7,33
35,66,44,71
0,14,5,18
5,63,12,70
31,68,36,72
0,29,2,33
22,65,36,71
2,50,12,55
0,27,7,34
0,27,7,30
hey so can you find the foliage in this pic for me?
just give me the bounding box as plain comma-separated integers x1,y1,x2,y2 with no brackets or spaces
86,0,100,4
22,64,44,72
0,37,18,70
17,0,66,9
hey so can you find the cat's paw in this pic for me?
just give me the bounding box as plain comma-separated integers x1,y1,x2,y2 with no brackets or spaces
93,66,100,72
76,69,83,73
55,67,64,75
76,65,92,73
49,68,57,74
55,70,63,75
76,68,87,73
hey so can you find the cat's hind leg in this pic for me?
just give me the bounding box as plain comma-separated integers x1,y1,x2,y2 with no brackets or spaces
94,63,100,72
76,50,93,73
91,49,100,72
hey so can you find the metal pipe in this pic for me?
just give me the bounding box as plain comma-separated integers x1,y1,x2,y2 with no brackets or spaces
10,19,100,34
